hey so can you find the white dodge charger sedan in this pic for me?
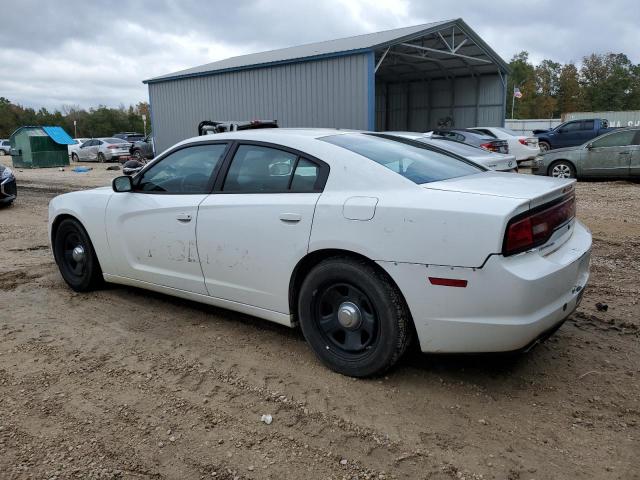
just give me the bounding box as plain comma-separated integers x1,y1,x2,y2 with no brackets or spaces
48,129,591,377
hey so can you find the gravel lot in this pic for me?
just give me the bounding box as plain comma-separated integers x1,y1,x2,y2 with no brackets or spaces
1,159,638,479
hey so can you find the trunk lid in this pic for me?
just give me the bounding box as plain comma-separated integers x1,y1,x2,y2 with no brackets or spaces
422,171,575,209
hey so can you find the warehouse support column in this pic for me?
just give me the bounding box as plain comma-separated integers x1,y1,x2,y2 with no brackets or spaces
367,51,375,131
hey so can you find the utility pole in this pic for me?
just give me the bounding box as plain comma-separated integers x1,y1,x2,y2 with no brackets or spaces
73,120,77,138
142,114,147,137
511,85,516,120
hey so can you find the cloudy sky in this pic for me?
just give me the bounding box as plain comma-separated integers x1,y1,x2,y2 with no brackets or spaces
1,0,638,110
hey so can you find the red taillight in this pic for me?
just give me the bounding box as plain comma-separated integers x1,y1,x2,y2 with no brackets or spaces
429,277,468,288
518,138,527,145
480,142,496,152
503,196,576,256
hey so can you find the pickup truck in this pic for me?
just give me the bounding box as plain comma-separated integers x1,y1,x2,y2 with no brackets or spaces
534,118,615,151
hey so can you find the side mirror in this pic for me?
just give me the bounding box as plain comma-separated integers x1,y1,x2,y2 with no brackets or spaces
586,143,593,150
112,175,133,192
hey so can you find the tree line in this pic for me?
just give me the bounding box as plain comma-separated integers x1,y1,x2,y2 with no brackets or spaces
507,51,640,119
0,98,150,139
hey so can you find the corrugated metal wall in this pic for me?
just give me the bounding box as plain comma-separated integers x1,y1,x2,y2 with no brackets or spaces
149,54,370,152
375,74,505,131
564,110,640,127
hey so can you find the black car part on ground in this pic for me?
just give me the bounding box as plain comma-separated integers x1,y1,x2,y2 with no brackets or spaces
198,120,278,136
122,159,144,176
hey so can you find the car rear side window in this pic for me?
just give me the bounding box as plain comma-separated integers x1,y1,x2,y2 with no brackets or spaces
222,145,322,193
321,133,483,184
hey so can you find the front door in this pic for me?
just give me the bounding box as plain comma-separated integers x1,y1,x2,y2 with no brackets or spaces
78,140,99,161
105,142,229,294
197,143,325,314
582,129,636,177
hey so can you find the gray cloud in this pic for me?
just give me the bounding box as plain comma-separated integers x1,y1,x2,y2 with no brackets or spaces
1,0,638,110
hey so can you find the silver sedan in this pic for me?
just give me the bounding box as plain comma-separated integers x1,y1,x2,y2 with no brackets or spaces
74,138,131,163
532,127,640,179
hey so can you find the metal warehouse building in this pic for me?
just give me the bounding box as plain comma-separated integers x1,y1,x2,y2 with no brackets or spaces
144,18,509,152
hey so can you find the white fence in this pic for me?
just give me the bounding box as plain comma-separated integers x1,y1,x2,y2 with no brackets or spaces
504,119,561,137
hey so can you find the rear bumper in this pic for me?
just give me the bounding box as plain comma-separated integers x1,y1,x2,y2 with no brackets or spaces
378,220,592,353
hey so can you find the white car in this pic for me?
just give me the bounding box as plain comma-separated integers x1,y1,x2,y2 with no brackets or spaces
73,137,131,162
469,127,540,163
48,129,591,377
68,138,90,160
386,132,518,172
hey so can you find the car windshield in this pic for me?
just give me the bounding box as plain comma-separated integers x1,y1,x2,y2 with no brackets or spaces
320,133,484,184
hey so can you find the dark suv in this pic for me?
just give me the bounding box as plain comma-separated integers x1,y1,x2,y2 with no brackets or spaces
113,132,145,143
129,135,155,161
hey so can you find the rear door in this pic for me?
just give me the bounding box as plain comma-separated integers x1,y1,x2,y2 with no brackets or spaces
196,142,328,314
582,129,635,177
105,142,229,294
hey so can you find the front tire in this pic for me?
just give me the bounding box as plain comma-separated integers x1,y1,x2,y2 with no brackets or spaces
71,153,79,162
539,141,551,152
298,257,412,377
549,160,576,179
53,218,103,292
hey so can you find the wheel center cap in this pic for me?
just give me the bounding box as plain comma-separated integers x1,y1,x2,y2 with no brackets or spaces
337,302,362,329
72,245,85,263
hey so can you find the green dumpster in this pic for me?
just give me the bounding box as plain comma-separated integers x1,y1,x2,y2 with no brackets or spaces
9,126,73,168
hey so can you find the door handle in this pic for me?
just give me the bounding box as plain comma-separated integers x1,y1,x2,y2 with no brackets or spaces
618,151,630,155
176,213,192,223
279,212,302,223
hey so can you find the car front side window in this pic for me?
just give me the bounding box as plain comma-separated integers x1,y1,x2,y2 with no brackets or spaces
135,143,227,194
591,130,636,148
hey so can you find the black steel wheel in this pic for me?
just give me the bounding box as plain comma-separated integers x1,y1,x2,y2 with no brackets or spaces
298,256,412,377
53,218,103,292
315,282,378,353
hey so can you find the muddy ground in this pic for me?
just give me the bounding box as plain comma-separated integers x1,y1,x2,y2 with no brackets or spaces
0,161,638,479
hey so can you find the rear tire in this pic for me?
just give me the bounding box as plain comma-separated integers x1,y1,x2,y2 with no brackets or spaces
539,141,551,152
97,153,106,163
549,160,576,179
53,218,104,292
297,256,412,377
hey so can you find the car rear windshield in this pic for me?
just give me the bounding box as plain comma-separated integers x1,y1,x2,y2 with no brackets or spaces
426,138,490,156
320,133,484,184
